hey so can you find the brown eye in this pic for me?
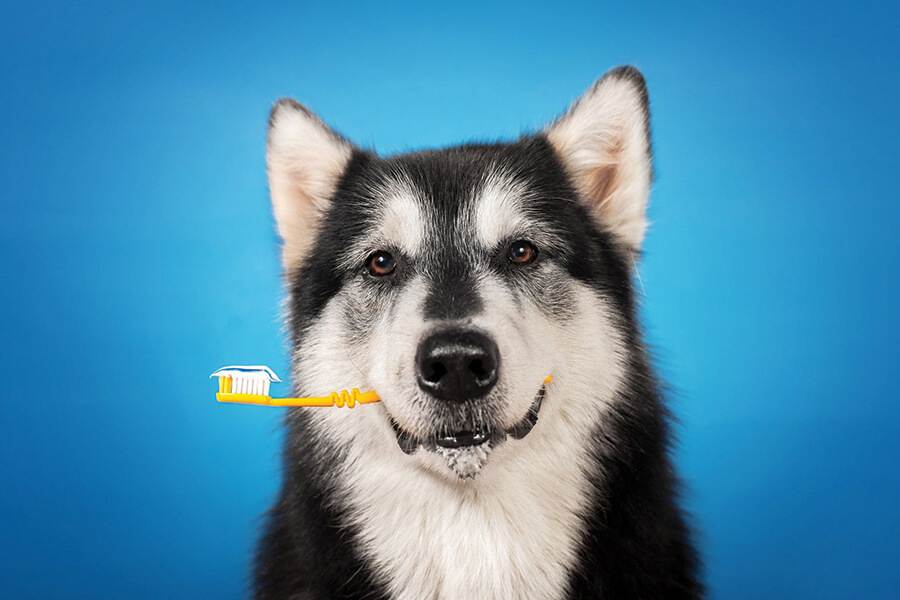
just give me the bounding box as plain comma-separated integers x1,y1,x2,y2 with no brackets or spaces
507,240,537,265
366,251,396,276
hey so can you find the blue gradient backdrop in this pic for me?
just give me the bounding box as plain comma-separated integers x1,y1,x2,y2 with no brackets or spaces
2,1,898,598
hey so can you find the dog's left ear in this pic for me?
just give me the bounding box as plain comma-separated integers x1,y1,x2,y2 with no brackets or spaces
545,66,652,251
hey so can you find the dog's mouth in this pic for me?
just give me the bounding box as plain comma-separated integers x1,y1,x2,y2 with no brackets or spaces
389,384,546,477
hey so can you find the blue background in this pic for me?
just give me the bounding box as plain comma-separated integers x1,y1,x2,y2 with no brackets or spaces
2,1,898,598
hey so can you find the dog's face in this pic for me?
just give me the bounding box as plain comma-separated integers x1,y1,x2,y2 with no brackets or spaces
268,68,651,479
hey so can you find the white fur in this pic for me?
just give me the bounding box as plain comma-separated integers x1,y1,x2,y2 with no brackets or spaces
546,72,652,250
378,186,426,255
474,173,531,248
267,100,354,268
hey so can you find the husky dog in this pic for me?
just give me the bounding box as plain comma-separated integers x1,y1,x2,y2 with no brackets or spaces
255,66,702,599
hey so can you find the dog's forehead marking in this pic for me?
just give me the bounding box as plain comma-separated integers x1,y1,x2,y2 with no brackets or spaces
473,173,531,248
372,175,426,255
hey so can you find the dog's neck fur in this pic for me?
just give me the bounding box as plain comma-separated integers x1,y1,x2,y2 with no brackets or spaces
327,407,599,600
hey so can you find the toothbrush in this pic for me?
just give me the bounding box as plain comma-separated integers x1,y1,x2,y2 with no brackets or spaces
210,366,381,408
210,365,552,408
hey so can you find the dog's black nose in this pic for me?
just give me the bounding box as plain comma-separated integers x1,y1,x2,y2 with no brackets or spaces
416,330,499,402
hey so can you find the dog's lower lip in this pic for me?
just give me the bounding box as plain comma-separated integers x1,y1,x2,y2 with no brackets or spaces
507,386,544,440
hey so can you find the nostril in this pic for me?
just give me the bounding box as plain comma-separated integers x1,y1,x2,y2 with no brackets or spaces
468,358,489,380
423,361,447,384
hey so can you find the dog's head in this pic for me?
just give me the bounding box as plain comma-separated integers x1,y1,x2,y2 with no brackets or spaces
268,67,651,479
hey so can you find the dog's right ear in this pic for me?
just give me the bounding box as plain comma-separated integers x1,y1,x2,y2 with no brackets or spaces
267,99,355,267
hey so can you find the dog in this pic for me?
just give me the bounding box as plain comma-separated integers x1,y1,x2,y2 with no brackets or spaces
254,66,702,599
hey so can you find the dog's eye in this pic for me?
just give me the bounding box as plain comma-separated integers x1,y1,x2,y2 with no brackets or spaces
366,251,396,276
507,240,537,265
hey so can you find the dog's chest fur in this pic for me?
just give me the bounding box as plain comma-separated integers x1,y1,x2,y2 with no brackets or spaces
336,434,593,600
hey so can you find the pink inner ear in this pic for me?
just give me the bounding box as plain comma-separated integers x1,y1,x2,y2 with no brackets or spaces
581,129,625,209
587,163,619,209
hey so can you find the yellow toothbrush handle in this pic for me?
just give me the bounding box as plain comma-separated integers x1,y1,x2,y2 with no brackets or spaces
216,389,381,408
215,376,550,408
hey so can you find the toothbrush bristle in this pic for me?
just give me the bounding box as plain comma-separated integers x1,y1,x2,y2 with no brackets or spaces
212,366,278,397
227,374,270,396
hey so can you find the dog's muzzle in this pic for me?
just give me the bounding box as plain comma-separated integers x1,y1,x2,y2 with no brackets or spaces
388,327,547,477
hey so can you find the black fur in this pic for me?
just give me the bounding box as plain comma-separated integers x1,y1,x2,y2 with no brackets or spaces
254,415,390,600
255,77,702,599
